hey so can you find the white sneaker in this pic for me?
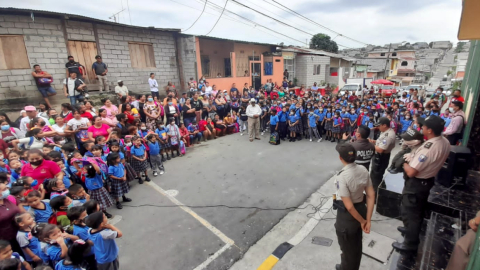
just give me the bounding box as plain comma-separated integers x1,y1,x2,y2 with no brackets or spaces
317,139,321,142
310,139,312,142
241,133,243,136
153,171,158,176
160,170,165,175
261,132,264,136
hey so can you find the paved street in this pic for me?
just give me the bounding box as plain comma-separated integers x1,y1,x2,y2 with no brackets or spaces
429,49,455,88
108,133,343,270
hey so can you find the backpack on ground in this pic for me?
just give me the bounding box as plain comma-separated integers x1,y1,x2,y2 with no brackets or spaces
269,132,280,145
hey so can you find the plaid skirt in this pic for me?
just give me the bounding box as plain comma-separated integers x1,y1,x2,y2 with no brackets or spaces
130,157,149,172
110,178,130,198
289,124,301,132
332,125,341,133
160,141,171,149
125,163,138,182
89,187,114,211
325,121,333,131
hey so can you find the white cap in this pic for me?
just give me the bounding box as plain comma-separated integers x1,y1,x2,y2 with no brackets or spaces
250,98,256,102
223,90,227,93
117,80,123,83
20,110,26,115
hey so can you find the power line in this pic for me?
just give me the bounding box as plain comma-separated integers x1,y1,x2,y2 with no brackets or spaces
229,0,350,48
126,0,132,24
269,0,368,46
205,0,228,35
183,0,208,32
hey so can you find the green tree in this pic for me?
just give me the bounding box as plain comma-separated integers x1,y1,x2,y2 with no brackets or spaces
310,34,338,53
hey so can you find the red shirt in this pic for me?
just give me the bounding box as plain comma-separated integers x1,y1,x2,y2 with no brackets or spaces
450,96,465,105
64,112,93,122
20,160,61,189
198,120,207,132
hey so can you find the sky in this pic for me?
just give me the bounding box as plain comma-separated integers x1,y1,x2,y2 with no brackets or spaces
1,0,463,49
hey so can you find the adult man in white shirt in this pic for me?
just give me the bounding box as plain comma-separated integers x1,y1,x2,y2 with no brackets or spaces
204,82,213,97
246,98,262,142
115,80,128,98
148,73,159,99
19,106,49,132
63,72,86,105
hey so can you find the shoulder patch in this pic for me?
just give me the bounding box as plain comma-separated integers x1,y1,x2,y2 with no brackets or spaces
418,154,427,162
424,142,433,149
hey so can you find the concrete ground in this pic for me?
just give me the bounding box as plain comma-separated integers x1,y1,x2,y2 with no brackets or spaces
108,132,344,270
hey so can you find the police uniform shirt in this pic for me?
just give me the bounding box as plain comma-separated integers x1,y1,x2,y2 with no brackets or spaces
335,164,372,203
375,128,396,153
351,139,375,163
408,136,450,179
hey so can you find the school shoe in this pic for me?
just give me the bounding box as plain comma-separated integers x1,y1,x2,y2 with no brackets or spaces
310,138,312,142
317,139,322,142
104,211,113,219
167,155,171,160
153,171,159,176
160,170,165,175
241,133,244,136
261,132,264,136
145,176,151,182
122,196,132,202
116,201,123,209
138,177,144,184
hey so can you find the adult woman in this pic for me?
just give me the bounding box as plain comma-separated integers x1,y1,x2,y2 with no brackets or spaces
0,120,24,148
37,102,49,119
100,98,119,122
211,85,218,98
52,115,68,137
0,112,13,128
242,83,249,94
136,95,147,123
213,114,226,136
84,101,97,117
99,108,118,128
144,95,161,130
121,103,139,125
164,97,180,125
60,103,73,119
0,182,22,254
11,129,45,151
278,87,285,98
204,117,216,139
88,116,112,141
21,149,63,189
65,109,91,149
182,98,196,127
46,108,58,125
214,92,227,119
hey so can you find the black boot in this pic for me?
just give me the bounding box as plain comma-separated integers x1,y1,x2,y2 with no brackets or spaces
138,177,144,184
116,201,123,209
122,195,132,202
104,211,113,219
145,176,151,182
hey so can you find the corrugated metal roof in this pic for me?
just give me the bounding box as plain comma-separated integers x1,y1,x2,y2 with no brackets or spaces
280,47,356,61
194,35,279,47
0,7,181,32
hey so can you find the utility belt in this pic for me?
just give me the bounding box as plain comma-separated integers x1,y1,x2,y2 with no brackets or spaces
406,176,435,186
333,194,366,212
355,159,371,164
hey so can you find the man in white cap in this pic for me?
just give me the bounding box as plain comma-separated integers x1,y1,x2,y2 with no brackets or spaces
115,80,128,98
246,98,262,142
19,105,49,132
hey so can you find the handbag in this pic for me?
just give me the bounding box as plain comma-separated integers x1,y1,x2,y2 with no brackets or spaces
37,77,53,86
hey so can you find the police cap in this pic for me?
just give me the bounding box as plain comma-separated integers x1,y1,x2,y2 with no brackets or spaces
335,143,356,163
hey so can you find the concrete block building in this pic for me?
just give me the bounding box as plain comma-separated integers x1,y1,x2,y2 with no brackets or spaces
0,8,196,111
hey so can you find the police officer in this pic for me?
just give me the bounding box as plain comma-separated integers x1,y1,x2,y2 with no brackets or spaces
334,143,375,270
369,117,396,195
393,115,450,253
342,125,375,171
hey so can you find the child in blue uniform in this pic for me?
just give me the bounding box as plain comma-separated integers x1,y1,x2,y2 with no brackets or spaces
43,223,79,266
307,110,321,142
86,211,123,270
324,107,333,141
107,152,131,209
277,107,288,140
15,212,44,265
331,111,343,142
67,206,97,270
314,106,325,140
26,190,53,223
54,240,93,270
266,109,279,134
288,109,300,142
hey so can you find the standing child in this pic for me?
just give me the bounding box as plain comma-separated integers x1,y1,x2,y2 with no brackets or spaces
49,195,74,228
166,118,182,158
54,240,94,270
67,184,90,206
331,111,343,142
107,152,131,209
109,142,137,183
266,109,278,134
155,121,171,161
82,162,114,218
43,224,79,266
324,107,333,141
260,102,269,135
45,178,68,199
238,106,248,135
95,136,110,156
288,109,300,142
277,106,288,140
146,134,165,177
0,240,33,270
307,110,321,142
86,212,123,270
130,136,150,183
15,212,44,266
348,108,358,136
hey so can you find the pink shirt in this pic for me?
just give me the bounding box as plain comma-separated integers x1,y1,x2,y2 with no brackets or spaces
101,105,119,120
20,160,61,189
88,124,110,138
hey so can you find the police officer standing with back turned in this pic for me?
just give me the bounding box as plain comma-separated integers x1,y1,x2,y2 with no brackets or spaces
369,117,396,196
341,125,375,171
393,115,450,253
334,143,375,270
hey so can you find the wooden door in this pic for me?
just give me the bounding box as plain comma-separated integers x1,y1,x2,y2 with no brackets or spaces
67,41,98,85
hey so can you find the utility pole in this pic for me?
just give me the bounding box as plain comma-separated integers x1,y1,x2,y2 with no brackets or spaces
383,43,392,79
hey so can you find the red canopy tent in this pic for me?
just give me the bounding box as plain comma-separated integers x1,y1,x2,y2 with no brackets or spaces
371,79,394,85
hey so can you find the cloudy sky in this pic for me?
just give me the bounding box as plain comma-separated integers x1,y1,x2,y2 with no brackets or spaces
2,0,462,48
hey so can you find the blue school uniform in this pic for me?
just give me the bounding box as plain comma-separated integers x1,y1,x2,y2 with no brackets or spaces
85,173,103,191
16,231,42,262
62,170,71,188
130,145,146,157
30,201,53,223
10,170,20,185
308,114,317,128
72,224,94,256
293,107,303,117
442,116,451,127
361,116,370,126
278,111,288,122
147,141,161,156
315,110,326,122
348,113,358,123
55,260,83,270
270,115,279,126
400,119,413,133
47,239,69,265
88,228,119,264
155,128,168,140
288,114,298,124
333,117,343,126
108,163,125,178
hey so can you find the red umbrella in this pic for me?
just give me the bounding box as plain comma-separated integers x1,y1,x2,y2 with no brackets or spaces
371,79,394,85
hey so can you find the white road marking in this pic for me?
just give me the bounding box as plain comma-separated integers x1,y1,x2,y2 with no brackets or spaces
165,189,179,197
193,243,232,270
108,215,122,226
287,198,333,246
145,181,234,269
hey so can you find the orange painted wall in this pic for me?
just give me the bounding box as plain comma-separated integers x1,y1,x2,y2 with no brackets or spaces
195,37,284,95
